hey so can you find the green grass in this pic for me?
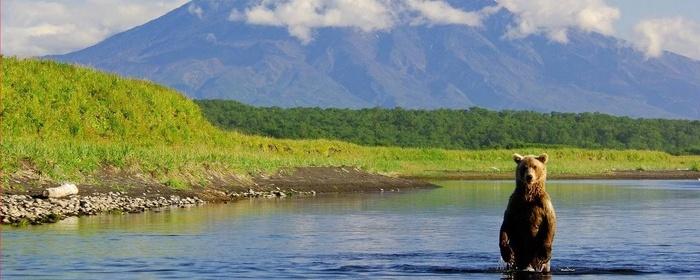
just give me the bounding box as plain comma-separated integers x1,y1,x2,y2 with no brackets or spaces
2,56,213,144
691,163,700,172
2,57,699,187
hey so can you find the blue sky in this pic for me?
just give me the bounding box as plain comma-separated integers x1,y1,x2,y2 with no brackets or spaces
2,0,700,59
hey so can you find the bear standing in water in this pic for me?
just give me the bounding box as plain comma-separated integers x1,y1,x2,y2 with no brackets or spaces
499,153,556,272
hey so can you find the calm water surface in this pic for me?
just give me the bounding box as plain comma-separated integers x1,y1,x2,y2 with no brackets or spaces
3,180,700,279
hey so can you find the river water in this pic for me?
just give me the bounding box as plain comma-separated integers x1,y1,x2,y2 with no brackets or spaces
3,180,700,279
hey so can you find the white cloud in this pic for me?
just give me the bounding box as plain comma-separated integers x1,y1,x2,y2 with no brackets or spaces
243,0,396,44
496,0,620,43
406,0,493,27
1,0,189,57
633,17,700,60
238,0,493,44
237,0,621,45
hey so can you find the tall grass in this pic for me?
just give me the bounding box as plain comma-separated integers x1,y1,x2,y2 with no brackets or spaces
4,136,696,184
2,57,699,186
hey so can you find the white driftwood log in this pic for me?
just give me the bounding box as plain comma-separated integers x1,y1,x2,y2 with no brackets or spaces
43,183,79,198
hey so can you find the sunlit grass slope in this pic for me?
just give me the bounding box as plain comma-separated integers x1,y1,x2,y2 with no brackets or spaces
2,57,215,144
2,57,698,186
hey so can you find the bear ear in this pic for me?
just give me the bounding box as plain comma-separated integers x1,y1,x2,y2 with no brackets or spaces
536,153,549,164
513,154,524,164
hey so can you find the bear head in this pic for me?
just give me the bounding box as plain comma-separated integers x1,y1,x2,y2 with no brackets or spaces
513,153,549,189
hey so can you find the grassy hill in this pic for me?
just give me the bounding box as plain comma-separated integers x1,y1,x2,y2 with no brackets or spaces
2,57,699,187
3,57,215,144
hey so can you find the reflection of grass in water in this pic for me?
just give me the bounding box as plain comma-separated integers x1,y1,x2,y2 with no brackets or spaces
431,180,683,209
3,57,700,188
546,182,669,207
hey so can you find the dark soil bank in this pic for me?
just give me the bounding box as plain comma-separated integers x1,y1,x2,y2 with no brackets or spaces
1,167,436,225
254,167,434,193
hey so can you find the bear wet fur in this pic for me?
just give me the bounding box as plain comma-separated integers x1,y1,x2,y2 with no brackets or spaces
499,153,557,272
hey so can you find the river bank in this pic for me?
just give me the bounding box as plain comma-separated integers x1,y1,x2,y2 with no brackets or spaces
1,167,435,225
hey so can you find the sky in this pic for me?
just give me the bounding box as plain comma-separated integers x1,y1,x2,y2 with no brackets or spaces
2,0,700,60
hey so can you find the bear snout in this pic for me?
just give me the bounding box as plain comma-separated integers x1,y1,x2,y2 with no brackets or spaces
525,174,534,183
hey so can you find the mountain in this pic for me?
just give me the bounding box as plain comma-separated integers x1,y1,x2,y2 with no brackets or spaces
52,0,700,119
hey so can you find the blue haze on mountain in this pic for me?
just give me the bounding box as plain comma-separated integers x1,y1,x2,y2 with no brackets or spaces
52,0,700,119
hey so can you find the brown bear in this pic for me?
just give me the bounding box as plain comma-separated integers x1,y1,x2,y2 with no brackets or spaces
499,153,556,273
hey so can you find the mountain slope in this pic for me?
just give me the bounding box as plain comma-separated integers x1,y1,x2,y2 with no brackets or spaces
52,0,700,119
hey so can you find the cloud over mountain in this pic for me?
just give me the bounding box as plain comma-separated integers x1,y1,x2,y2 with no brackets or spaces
404,0,497,27
228,0,624,45
241,0,395,43
634,17,700,60
233,0,495,43
497,0,620,43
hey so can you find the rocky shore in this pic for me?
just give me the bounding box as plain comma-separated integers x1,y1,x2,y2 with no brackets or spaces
0,193,205,225
2,167,436,226
0,188,325,226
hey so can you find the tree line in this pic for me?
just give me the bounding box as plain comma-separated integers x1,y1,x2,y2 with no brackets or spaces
195,100,700,155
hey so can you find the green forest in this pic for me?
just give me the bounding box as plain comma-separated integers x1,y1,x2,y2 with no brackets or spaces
196,100,700,155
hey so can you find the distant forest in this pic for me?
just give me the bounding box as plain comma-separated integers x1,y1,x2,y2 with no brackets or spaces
196,100,700,155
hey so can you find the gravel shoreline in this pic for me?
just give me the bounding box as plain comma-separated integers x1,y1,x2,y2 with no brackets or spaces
0,193,205,226
2,167,436,226
0,188,321,226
